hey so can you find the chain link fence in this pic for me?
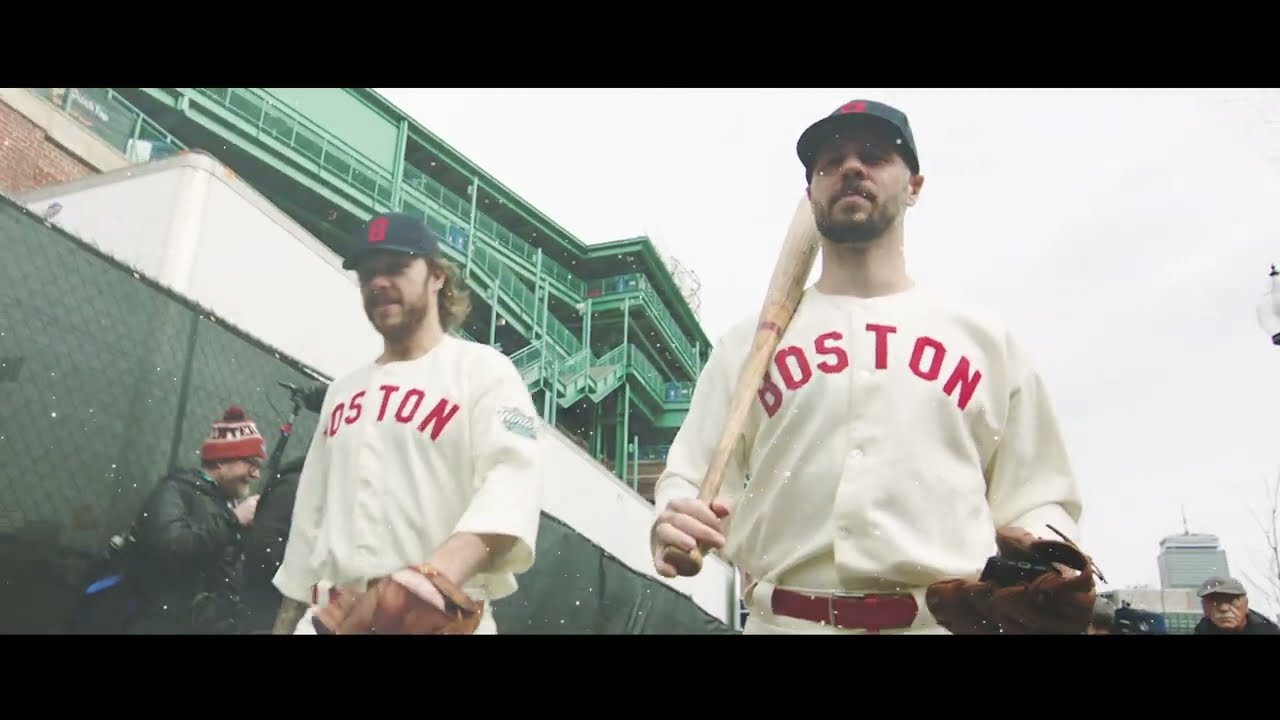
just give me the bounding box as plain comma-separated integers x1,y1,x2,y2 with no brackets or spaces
0,193,324,632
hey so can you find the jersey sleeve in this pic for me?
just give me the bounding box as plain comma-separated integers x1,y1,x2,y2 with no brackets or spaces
984,334,1084,543
652,332,750,544
451,350,543,578
271,409,331,603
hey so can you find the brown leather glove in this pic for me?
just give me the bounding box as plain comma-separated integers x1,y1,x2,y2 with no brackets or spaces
925,526,1100,634
312,564,484,635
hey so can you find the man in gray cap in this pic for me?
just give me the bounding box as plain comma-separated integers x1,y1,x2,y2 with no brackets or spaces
1193,576,1280,634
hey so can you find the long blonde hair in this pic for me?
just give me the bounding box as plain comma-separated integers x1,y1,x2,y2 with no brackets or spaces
428,256,472,333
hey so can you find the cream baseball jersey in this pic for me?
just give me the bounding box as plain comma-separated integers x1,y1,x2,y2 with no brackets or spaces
273,335,543,604
654,284,1083,591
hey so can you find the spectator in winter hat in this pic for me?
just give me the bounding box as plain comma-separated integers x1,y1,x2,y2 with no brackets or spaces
200,405,268,501
124,405,266,634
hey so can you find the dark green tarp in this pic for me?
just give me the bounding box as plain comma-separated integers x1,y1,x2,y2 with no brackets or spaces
495,512,737,634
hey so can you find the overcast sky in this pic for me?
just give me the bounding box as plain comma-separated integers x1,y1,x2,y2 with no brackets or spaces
379,88,1280,615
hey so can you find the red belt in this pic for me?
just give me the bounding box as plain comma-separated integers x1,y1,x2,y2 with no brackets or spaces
770,588,918,632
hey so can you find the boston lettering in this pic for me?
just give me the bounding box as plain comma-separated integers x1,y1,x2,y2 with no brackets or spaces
757,323,984,417
326,384,461,440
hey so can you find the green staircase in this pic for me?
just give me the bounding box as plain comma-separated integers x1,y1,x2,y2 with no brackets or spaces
124,87,697,426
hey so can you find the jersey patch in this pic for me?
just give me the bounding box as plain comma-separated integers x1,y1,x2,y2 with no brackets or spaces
498,405,537,440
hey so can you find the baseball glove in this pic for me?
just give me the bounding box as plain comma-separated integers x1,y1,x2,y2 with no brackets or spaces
925,525,1101,634
312,564,484,635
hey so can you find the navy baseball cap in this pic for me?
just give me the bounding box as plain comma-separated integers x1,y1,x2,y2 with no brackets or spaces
796,99,920,181
342,212,441,271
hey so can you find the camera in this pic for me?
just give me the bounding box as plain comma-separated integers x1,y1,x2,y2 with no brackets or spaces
979,555,1057,587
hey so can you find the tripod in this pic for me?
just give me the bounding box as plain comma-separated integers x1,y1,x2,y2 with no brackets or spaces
258,381,324,496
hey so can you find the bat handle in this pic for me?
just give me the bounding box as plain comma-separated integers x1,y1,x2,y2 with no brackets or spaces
661,542,707,577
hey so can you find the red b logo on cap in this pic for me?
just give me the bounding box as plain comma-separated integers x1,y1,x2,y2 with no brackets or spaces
839,101,868,114
368,217,387,243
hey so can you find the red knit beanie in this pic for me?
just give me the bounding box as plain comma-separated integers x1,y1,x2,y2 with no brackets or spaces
201,406,267,462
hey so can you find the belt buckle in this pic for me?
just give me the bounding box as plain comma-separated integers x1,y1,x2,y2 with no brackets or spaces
827,590,867,627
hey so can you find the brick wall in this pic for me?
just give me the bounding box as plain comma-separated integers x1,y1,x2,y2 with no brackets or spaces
0,99,97,196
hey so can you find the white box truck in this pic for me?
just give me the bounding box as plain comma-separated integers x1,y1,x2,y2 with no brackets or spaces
15,151,740,628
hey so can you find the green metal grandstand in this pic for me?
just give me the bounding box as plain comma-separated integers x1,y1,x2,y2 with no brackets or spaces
108,88,709,492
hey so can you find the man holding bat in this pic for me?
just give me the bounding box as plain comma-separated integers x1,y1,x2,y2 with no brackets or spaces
650,99,1092,635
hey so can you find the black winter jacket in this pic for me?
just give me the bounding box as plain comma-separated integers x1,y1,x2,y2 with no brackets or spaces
126,468,246,634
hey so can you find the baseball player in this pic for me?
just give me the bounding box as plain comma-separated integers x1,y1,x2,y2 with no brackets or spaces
270,212,543,635
650,99,1088,635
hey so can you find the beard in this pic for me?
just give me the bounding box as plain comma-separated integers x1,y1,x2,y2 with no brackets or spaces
219,475,253,501
366,294,430,343
812,193,898,246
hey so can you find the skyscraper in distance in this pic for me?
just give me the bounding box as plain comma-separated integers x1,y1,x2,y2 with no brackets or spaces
1157,507,1230,589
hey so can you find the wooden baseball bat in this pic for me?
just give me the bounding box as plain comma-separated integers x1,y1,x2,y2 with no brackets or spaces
660,194,823,577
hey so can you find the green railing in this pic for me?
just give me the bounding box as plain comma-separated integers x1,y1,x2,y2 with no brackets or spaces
542,312,581,356
561,341,679,411
477,214,584,297
628,344,668,401
518,335,694,415
417,195,581,359
402,165,584,298
639,283,698,373
510,342,543,381
402,163,469,216
545,343,590,383
400,166,568,296
30,88,187,162
585,273,699,374
197,88,395,207
585,275,644,297
468,243,538,325
596,344,627,369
